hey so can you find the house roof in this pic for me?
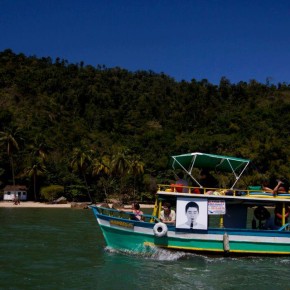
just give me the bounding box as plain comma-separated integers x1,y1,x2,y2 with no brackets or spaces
3,185,27,191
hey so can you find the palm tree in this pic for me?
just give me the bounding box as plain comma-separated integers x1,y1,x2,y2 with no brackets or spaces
28,137,50,162
128,155,145,198
92,154,111,176
111,149,130,176
111,149,131,194
23,158,46,201
70,147,93,202
0,128,21,185
92,154,112,201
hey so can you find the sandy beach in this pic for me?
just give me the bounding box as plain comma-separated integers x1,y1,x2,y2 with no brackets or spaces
0,201,72,208
0,201,154,209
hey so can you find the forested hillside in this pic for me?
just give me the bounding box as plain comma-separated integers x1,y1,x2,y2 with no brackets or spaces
1,49,290,202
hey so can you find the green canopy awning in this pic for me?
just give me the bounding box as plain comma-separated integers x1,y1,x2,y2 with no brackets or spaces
170,152,250,188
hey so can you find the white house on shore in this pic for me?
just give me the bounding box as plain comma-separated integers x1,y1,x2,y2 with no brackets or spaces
3,185,28,201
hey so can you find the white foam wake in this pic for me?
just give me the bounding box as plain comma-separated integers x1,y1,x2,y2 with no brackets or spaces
104,245,196,261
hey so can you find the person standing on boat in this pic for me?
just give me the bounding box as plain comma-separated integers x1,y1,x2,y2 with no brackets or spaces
160,202,176,224
178,201,206,229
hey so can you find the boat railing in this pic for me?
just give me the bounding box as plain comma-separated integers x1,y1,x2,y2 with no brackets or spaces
157,184,290,198
278,223,290,231
95,206,160,223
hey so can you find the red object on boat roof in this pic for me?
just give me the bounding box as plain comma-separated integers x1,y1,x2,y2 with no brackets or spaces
193,188,201,194
171,184,183,193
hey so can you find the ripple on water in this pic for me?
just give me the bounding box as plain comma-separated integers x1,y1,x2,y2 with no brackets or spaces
2,208,290,290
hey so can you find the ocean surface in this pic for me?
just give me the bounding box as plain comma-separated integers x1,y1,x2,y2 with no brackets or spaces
1,207,290,290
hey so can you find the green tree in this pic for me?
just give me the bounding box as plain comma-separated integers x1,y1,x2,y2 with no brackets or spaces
28,137,50,161
92,154,111,176
40,185,64,202
97,176,117,202
111,149,130,176
0,128,21,185
128,154,144,198
111,149,131,195
23,157,46,201
70,146,93,202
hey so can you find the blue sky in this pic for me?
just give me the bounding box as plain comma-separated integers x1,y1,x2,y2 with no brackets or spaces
1,0,290,84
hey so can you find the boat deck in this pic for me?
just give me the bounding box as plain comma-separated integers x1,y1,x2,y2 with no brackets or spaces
157,184,290,202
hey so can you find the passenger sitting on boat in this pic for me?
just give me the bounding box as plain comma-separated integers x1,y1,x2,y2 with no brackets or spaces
175,172,189,193
160,202,176,224
131,203,144,221
199,169,219,194
177,201,206,229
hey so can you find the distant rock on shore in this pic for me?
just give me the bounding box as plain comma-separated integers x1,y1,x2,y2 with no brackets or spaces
70,202,91,209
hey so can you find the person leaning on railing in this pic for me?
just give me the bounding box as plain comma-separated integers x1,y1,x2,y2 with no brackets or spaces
131,203,144,221
160,202,176,224
122,202,144,221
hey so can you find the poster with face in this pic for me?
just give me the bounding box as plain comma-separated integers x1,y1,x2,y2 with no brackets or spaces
176,197,208,230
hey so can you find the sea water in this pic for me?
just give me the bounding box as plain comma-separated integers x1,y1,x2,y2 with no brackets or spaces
1,208,290,290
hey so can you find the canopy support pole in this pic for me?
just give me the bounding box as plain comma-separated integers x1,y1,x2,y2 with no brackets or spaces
172,156,202,187
225,159,249,189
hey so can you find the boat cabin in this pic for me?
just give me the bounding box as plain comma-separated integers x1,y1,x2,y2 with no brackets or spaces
155,188,290,232
154,152,290,231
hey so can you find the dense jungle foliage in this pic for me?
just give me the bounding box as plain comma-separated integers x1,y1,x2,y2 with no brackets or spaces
1,49,290,202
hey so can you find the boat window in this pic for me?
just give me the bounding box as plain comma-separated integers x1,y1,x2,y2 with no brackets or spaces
224,204,247,228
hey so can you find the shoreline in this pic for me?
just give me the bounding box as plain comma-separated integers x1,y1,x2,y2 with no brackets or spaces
0,201,154,209
0,201,71,208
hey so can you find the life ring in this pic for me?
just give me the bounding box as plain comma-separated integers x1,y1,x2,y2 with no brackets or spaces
275,205,290,219
153,222,168,237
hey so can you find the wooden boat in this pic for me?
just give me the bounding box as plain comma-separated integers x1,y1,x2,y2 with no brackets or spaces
90,152,290,255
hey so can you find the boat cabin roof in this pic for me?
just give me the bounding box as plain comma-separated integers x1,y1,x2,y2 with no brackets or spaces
170,152,250,173
170,152,250,188
157,190,290,204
